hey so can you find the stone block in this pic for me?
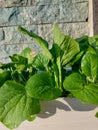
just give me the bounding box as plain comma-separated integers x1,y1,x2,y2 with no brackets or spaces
0,44,23,59
60,2,88,22
4,44,23,55
0,45,8,59
0,7,22,26
34,4,60,24
60,22,88,38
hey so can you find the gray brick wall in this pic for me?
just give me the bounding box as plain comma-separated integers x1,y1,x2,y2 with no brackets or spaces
0,0,88,62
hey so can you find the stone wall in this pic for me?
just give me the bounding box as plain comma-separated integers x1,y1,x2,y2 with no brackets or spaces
0,0,88,61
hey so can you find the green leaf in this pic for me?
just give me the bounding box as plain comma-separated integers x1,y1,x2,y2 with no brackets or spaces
9,54,28,75
18,26,48,48
0,81,40,129
26,72,62,100
32,53,49,70
0,62,15,70
53,24,65,89
18,26,52,60
0,71,10,87
63,73,85,91
21,47,37,64
10,54,28,65
64,73,98,104
21,47,32,57
81,52,98,82
53,23,65,46
53,24,80,74
88,35,98,45
87,46,97,55
72,84,98,104
88,36,98,54
66,51,84,66
11,71,27,85
75,36,89,52
50,43,60,59
61,36,80,66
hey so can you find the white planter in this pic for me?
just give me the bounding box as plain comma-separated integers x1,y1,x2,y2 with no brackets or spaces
0,98,98,130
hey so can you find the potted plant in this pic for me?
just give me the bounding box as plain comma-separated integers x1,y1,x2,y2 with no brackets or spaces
0,24,98,130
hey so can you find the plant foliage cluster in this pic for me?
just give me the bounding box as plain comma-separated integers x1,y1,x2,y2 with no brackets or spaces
0,24,98,129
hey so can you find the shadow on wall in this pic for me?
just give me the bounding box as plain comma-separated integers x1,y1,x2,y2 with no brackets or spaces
38,98,97,119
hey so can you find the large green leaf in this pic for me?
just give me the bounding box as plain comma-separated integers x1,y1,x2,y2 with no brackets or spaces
81,52,98,82
53,24,80,63
61,36,80,66
63,73,98,104
72,84,98,104
26,72,62,100
18,26,52,60
53,24,65,89
0,81,40,129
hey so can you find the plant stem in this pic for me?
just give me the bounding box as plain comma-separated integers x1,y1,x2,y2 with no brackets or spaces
57,57,62,91
52,62,59,88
